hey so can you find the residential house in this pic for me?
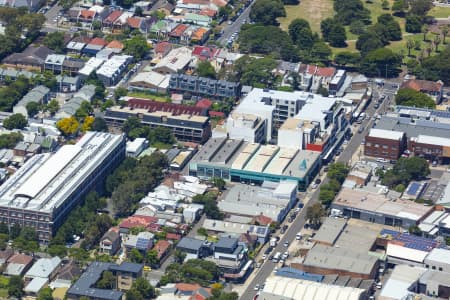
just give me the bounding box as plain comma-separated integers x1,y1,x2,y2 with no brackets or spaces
109,262,143,291
96,55,133,86
191,27,210,45
99,229,121,256
82,37,108,56
0,249,13,267
103,10,122,29
154,41,173,59
5,253,33,276
119,215,159,236
66,36,89,54
184,13,211,27
0,0,42,11
62,58,85,76
126,17,150,33
299,64,336,92
158,283,212,300
400,79,444,103
44,54,66,73
124,231,154,255
24,257,62,296
56,260,81,281
152,0,174,16
153,240,171,265
113,11,134,32
153,46,193,74
129,71,170,93
169,24,189,44
13,85,50,118
106,40,124,53
77,9,96,25
176,237,210,259
56,75,82,93
57,84,96,118
150,20,177,40
3,45,54,71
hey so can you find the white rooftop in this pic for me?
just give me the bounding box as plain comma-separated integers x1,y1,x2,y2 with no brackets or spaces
96,55,132,78
425,248,450,264
78,57,105,76
25,257,61,279
0,132,123,213
368,128,404,140
413,134,450,147
380,265,426,300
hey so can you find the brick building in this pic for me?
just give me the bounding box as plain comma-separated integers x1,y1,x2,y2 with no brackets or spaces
364,128,406,160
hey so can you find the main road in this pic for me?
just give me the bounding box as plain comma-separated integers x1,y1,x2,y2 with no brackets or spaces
238,86,388,300
217,1,255,46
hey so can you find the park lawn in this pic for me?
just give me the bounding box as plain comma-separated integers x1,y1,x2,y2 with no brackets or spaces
0,288,7,298
330,40,357,55
278,0,334,34
127,91,171,102
428,6,450,18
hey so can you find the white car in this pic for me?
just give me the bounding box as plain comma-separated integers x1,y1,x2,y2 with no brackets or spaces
311,183,318,189
262,254,267,260
283,241,289,247
254,284,260,291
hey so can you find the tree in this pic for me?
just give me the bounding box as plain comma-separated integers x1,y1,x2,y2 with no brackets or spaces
249,0,286,25
146,249,159,266
173,249,186,264
9,223,21,239
133,277,156,299
310,41,332,64
37,287,53,300
442,25,449,44
377,14,402,41
406,38,415,56
3,113,27,130
129,248,144,263
114,87,128,100
43,31,65,53
349,20,366,35
233,55,277,88
382,0,390,9
92,117,108,132
126,289,144,300
96,271,115,289
434,35,441,52
197,227,208,237
75,101,93,120
414,47,450,84
392,0,408,16
0,222,8,234
327,163,350,184
317,85,329,97
327,23,347,47
335,51,361,66
56,116,79,136
306,203,326,227
197,61,216,79
408,225,422,236
422,24,429,41
26,101,40,117
212,177,226,191
356,31,384,54
148,126,175,146
333,0,370,25
288,18,314,49
46,99,60,115
409,0,433,16
395,88,435,108
8,275,24,298
360,48,402,78
124,35,149,60
48,244,68,257
80,116,94,132
405,14,423,33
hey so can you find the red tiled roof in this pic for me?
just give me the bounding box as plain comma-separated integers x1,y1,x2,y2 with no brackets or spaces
195,98,213,109
176,283,202,292
199,8,217,17
255,215,273,226
154,41,172,55
191,28,209,42
7,253,33,265
166,233,182,240
106,40,124,50
104,10,122,23
89,37,107,46
192,46,218,60
305,64,336,78
127,17,142,29
119,215,158,229
153,240,171,259
80,10,95,19
170,24,188,37
401,79,443,92
128,99,207,116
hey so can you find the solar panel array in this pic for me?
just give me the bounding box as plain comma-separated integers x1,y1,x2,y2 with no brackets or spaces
275,267,324,283
380,229,400,238
381,228,439,252
407,182,420,195
256,227,266,235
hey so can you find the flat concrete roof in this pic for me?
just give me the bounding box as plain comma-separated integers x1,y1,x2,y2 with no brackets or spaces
333,188,433,221
312,218,347,245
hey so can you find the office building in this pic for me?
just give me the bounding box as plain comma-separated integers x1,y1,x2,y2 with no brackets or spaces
169,74,241,99
0,132,125,242
104,99,211,144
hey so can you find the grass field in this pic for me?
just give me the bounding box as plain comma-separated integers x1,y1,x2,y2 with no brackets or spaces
428,6,450,18
127,91,171,102
278,0,334,33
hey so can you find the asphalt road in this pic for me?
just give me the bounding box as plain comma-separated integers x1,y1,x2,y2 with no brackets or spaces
43,4,64,32
217,1,254,45
239,87,389,300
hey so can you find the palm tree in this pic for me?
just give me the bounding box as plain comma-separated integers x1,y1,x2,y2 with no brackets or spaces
422,24,429,42
425,46,432,57
434,35,441,52
406,38,415,56
441,25,449,44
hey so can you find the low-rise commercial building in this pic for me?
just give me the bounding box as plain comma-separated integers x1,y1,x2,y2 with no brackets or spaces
331,188,433,229
104,99,211,144
364,128,406,160
189,137,320,190
0,132,125,242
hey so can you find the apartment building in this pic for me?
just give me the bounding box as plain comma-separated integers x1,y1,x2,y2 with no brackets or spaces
104,99,211,144
169,74,240,99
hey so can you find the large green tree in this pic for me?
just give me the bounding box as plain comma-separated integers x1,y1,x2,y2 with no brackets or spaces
124,35,149,60
360,48,402,77
3,113,27,130
43,31,66,53
8,275,23,298
249,0,286,25
395,88,435,108
197,61,216,79
306,203,326,227
233,55,277,88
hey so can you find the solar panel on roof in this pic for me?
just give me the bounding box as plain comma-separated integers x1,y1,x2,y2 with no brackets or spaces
407,182,420,195
136,238,149,250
